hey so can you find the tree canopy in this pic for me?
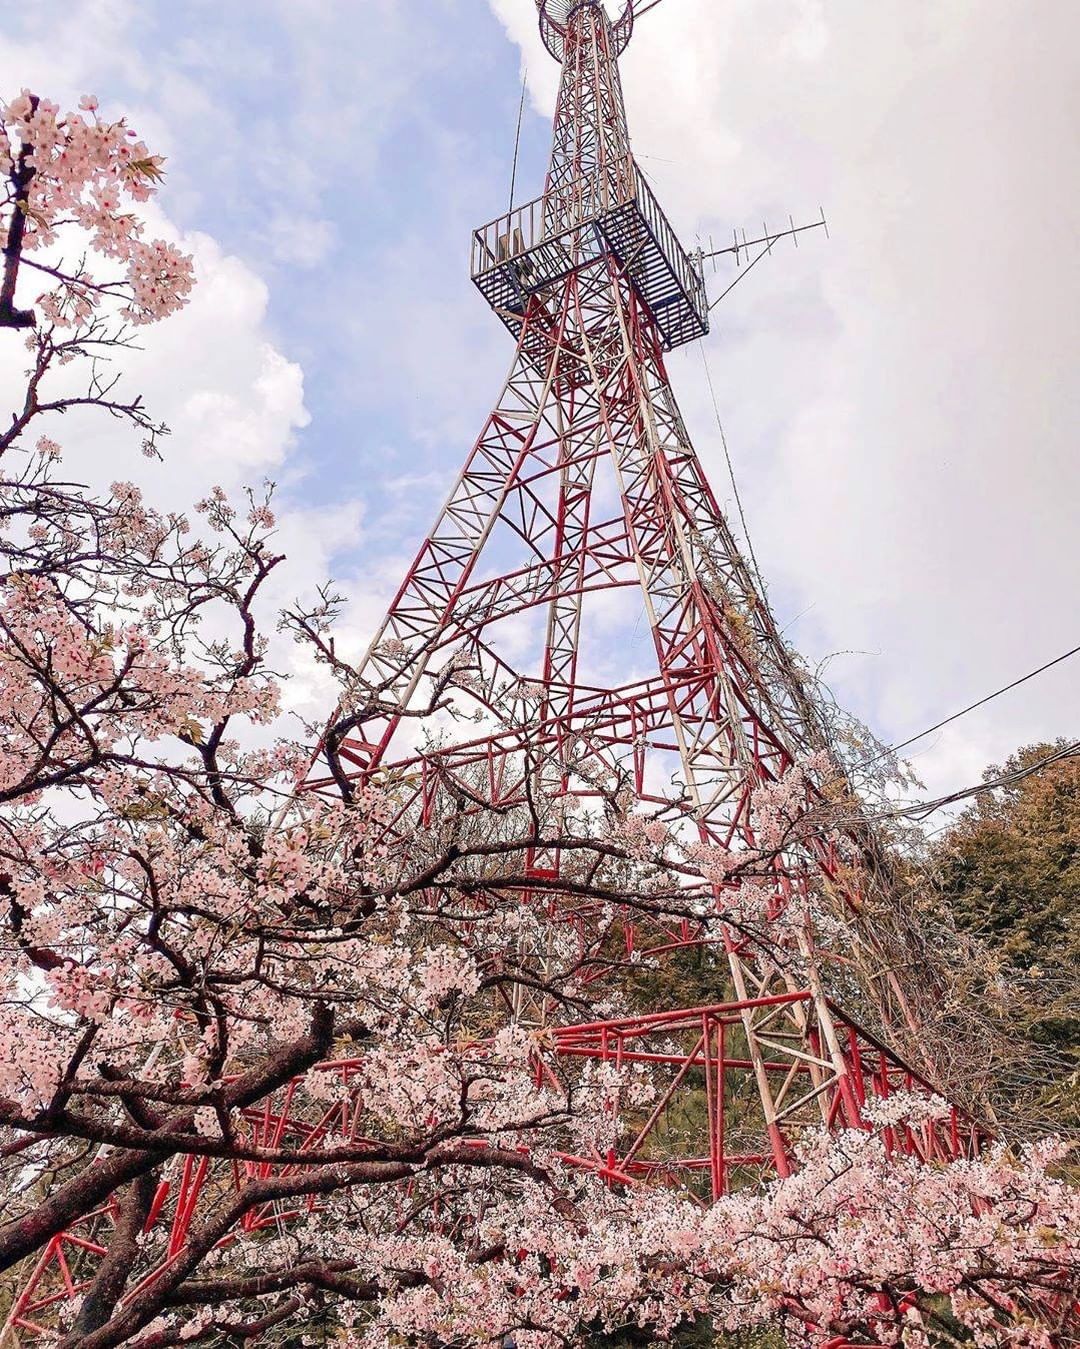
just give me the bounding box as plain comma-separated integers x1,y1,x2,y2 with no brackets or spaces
931,740,1080,1128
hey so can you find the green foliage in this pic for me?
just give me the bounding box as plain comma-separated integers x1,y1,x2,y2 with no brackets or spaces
584,1314,786,1348
622,941,732,1015
929,739,1080,1128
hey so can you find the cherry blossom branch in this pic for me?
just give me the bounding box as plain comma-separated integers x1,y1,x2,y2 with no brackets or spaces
0,95,37,328
0,1003,340,1272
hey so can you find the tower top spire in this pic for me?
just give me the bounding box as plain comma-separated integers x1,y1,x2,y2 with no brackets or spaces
537,0,635,62
472,0,707,350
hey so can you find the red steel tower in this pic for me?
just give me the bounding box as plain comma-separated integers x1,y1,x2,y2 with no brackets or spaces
3,2,984,1338
313,0,977,1184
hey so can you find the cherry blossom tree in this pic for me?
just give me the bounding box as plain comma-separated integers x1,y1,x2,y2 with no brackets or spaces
0,88,1077,1348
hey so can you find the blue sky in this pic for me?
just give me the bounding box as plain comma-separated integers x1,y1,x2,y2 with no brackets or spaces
3,0,1077,804
31,2,545,509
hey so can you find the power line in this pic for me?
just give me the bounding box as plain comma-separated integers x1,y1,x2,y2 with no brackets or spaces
860,642,1080,768
698,340,766,594
858,739,1080,825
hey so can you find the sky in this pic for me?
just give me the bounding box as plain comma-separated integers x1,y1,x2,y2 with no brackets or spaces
2,0,1077,810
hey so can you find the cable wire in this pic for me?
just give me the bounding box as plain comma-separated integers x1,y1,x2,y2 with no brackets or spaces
859,739,1080,824
508,71,528,214
860,642,1080,768
698,340,766,594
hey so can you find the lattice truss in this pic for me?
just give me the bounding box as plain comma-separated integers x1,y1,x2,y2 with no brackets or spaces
3,2,988,1340
309,0,945,1158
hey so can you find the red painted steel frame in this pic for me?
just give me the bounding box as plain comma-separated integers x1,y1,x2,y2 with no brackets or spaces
303,0,946,1179
4,1023,987,1337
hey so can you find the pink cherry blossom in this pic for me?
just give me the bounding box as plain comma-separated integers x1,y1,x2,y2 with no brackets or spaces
2,89,193,330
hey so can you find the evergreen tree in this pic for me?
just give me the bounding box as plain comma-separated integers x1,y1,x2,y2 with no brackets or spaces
930,740,1080,1126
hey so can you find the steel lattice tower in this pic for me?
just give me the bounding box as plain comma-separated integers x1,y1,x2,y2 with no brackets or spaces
312,0,978,1181
4,3,985,1339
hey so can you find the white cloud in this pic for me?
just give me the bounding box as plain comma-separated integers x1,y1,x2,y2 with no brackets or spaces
489,0,1080,799
7,0,1076,807
0,12,370,735
125,226,310,496
0,219,310,508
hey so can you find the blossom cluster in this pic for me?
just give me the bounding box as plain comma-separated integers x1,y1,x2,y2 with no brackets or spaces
291,1128,1079,1349
2,89,193,326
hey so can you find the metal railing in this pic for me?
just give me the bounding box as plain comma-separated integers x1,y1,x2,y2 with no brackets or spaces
471,156,637,279
627,160,707,321
470,153,708,345
538,0,635,63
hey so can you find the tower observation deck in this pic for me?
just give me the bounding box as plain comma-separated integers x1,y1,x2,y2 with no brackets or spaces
472,154,709,351
471,1,709,350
